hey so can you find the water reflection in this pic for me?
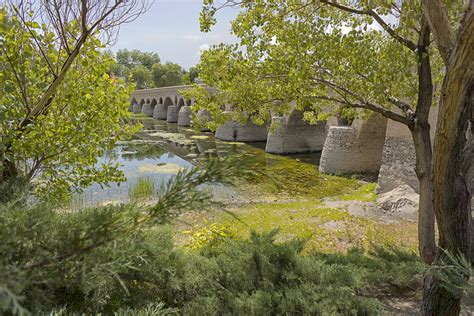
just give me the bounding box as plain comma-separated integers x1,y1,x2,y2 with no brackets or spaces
77,142,192,206
77,118,322,207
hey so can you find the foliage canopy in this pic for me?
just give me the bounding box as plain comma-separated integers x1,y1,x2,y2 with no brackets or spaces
0,13,137,200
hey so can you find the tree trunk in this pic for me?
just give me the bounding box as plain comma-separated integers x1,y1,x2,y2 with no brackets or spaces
413,19,437,265
0,158,18,183
411,126,437,265
422,5,474,313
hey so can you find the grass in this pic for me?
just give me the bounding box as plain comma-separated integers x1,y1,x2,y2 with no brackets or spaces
128,176,155,201
177,148,418,255
340,182,378,202
181,201,419,254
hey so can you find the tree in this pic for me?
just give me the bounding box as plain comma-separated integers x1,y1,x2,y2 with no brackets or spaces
113,48,161,74
421,0,473,313
109,49,187,88
192,0,473,313
183,66,199,84
130,64,153,89
0,0,148,199
190,0,450,265
151,62,185,87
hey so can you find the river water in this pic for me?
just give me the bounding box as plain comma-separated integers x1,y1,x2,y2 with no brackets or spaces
75,118,321,207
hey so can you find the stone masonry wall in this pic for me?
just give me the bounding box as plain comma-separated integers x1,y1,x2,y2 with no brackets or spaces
376,137,418,193
376,107,438,193
319,114,387,174
266,110,327,154
215,120,268,142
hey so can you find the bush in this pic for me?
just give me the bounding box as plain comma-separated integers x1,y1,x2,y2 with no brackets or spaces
0,155,424,314
0,197,424,315
175,230,386,315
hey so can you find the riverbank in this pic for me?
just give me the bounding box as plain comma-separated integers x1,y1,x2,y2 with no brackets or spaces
124,116,424,312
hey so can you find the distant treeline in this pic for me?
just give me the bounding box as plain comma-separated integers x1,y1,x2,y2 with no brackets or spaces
106,49,199,89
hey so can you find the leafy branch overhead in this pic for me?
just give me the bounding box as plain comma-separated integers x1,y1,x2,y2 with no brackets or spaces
0,1,149,199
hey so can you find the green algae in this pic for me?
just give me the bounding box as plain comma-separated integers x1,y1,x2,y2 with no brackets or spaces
138,163,184,174
203,201,418,254
235,151,361,199
340,183,377,202
190,135,210,140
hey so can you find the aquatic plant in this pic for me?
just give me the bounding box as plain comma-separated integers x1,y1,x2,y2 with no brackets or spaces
128,176,156,200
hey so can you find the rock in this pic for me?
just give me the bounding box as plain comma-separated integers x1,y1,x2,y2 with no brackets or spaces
377,184,419,214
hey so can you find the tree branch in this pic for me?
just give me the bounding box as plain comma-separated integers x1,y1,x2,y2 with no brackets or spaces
319,0,417,51
310,77,413,126
421,0,455,65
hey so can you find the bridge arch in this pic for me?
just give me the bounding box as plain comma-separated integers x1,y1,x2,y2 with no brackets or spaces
186,99,191,106
159,97,163,104
129,97,138,111
164,97,174,106
177,98,185,108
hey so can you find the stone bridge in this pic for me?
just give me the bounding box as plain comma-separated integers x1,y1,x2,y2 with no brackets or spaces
129,84,216,126
129,86,441,195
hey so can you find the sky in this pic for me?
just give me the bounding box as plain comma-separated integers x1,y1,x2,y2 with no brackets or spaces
112,0,239,69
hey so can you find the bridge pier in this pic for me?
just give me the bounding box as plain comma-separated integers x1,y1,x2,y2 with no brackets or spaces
319,113,387,175
215,115,268,142
178,106,192,126
132,103,143,114
141,101,154,117
266,110,327,154
194,109,212,131
153,104,168,120
166,105,179,123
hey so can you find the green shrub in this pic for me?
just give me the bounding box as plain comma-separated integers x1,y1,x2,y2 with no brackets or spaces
175,230,387,315
0,200,424,315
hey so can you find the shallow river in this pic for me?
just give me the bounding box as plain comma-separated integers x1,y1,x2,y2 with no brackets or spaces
76,118,321,206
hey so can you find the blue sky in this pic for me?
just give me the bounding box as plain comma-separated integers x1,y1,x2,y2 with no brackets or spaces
112,0,238,69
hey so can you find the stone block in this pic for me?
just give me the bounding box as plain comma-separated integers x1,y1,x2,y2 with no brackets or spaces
153,104,168,120
166,105,179,123
319,114,387,174
266,111,327,154
141,103,154,117
132,103,142,114
195,109,212,131
376,137,418,193
215,120,268,142
177,106,192,126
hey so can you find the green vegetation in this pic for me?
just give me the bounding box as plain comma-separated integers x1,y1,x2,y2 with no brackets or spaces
184,201,419,255
0,191,423,314
0,9,139,201
235,150,360,199
108,49,198,89
129,176,156,200
341,183,378,202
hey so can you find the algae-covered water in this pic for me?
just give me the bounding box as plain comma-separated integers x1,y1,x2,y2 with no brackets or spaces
77,117,358,206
